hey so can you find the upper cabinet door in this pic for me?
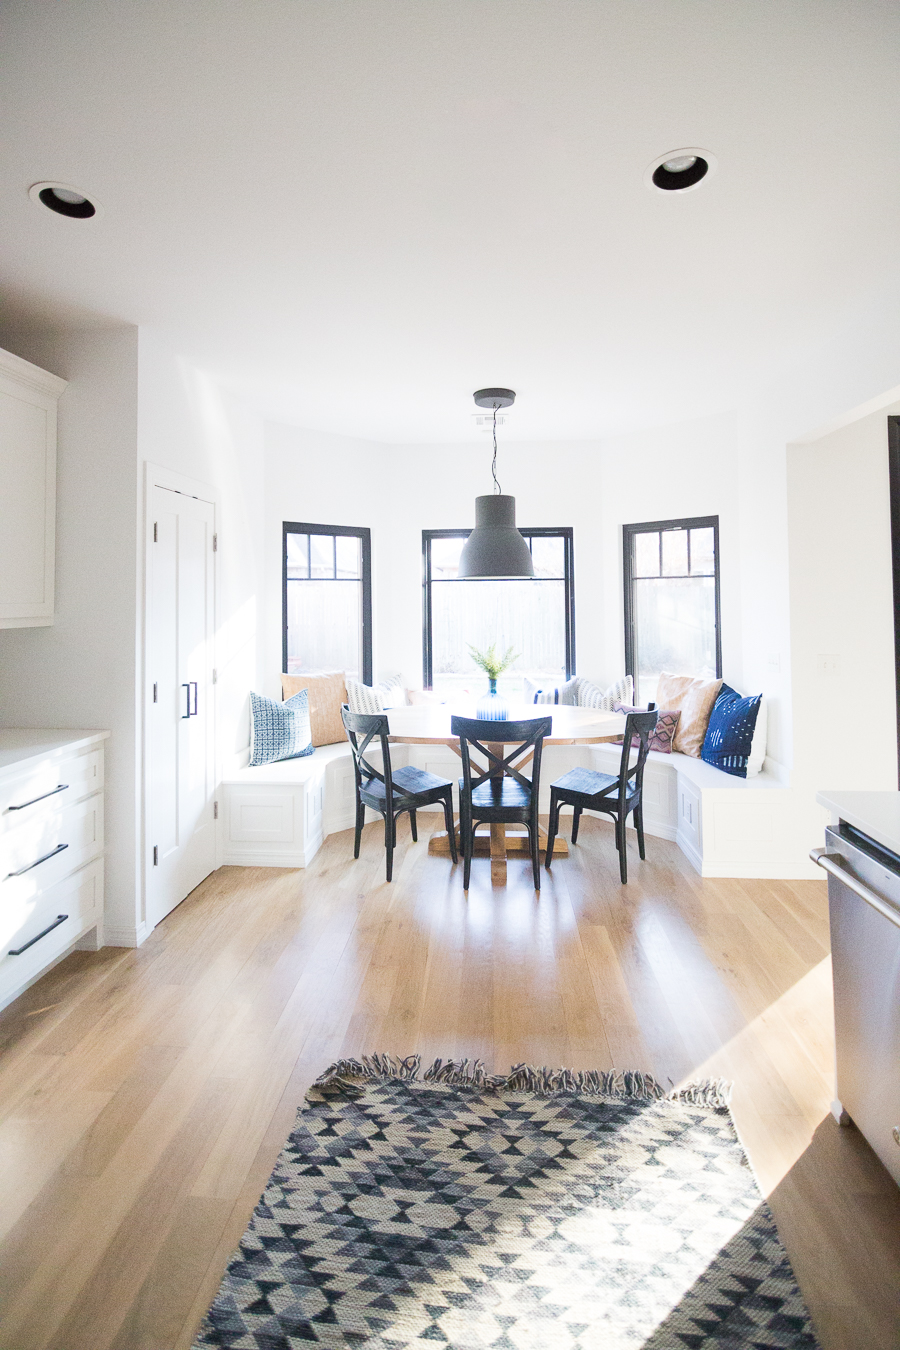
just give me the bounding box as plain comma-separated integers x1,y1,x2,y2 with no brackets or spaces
0,347,66,628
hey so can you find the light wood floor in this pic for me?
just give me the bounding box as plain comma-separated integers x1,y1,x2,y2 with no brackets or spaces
0,816,898,1350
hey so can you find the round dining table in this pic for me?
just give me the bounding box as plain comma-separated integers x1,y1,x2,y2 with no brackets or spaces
385,702,627,883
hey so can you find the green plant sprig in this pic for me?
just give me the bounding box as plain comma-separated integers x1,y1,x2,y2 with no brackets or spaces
467,642,519,679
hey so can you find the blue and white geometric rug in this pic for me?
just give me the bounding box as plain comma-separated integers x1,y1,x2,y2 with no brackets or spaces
193,1056,820,1349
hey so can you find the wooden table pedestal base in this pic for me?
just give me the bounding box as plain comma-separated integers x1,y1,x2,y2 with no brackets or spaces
428,821,567,885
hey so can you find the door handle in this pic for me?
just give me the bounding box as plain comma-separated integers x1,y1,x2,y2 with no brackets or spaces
810,847,900,932
190,681,198,716
182,683,191,718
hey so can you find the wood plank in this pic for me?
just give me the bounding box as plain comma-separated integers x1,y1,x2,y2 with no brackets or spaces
0,813,895,1350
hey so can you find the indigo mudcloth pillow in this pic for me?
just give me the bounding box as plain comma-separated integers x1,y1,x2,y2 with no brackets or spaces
700,683,762,778
249,689,314,767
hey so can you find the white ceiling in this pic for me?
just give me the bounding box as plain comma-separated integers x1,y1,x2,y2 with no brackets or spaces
2,0,899,442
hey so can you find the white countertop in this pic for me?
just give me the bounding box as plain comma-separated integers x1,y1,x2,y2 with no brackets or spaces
0,728,109,774
816,790,900,857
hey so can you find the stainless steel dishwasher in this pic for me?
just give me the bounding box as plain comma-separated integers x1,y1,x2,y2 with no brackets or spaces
812,825,900,1186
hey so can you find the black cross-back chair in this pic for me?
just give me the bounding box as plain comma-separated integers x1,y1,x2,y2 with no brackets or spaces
545,710,659,883
341,705,458,883
451,714,553,891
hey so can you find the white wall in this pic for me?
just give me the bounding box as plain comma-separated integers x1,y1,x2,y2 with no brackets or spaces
0,324,266,946
264,408,749,711
0,325,141,939
786,401,900,856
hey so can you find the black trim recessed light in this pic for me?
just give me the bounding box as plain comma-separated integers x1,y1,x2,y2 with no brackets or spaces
29,181,101,218
645,148,716,194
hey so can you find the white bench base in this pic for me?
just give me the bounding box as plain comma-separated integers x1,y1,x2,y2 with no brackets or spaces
221,741,802,879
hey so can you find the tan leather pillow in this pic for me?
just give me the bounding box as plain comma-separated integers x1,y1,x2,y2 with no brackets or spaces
281,672,347,747
655,673,723,758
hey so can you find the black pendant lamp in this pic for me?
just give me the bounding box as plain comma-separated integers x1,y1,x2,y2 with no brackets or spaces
457,389,535,579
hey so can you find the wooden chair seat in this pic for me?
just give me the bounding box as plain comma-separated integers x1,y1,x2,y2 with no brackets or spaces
463,775,533,816
361,764,456,808
550,766,639,808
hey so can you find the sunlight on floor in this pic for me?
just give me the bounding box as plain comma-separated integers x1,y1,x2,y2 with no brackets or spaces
677,956,835,1196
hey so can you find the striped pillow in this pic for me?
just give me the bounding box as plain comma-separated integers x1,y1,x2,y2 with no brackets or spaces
346,674,405,714
575,674,633,710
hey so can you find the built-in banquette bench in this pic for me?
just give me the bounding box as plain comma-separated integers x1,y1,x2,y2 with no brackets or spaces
221,737,791,878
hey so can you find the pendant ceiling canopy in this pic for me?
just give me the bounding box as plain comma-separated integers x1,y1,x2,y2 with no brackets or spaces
458,389,535,580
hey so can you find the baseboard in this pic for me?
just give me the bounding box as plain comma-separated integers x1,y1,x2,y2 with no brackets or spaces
104,920,152,948
676,831,703,874
696,858,824,879
222,831,324,869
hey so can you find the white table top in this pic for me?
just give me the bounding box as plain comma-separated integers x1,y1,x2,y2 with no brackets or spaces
386,703,626,745
817,790,900,857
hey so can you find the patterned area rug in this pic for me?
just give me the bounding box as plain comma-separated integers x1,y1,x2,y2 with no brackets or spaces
194,1056,820,1349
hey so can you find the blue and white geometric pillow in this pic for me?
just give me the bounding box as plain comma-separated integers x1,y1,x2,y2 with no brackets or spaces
249,689,315,767
701,683,763,778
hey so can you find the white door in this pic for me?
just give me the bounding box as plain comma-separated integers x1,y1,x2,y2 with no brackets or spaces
147,484,216,926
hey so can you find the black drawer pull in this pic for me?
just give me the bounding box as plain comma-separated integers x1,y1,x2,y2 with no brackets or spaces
7,784,69,812
8,914,69,955
5,842,68,880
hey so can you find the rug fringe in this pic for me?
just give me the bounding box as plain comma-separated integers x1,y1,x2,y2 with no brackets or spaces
313,1055,731,1106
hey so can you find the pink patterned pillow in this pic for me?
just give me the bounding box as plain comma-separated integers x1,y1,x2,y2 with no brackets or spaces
613,702,680,754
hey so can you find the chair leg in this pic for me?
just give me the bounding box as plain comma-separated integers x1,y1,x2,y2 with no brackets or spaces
545,792,559,867
530,816,541,891
460,798,472,889
384,811,394,883
442,790,458,864
392,815,397,847
634,803,646,860
618,813,628,884
409,809,417,842
571,805,583,844
354,799,364,859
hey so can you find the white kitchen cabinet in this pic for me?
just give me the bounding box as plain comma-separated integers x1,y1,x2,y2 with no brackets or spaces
0,729,107,1012
0,346,66,627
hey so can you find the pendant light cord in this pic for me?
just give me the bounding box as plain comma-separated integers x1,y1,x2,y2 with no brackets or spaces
491,405,502,494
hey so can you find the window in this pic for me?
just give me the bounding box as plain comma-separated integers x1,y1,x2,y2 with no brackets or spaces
623,516,721,705
283,522,372,683
422,528,575,697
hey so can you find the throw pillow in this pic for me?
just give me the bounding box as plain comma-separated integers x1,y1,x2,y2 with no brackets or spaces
701,683,764,779
575,674,634,710
346,674,405,714
523,676,578,704
613,702,680,753
747,696,767,777
655,672,723,758
249,689,314,767
281,671,347,746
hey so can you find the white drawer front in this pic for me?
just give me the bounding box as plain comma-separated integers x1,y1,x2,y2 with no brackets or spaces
0,793,104,894
0,748,103,830
0,858,103,1002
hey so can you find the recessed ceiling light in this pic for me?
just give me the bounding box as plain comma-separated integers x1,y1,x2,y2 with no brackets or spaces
29,181,101,219
644,148,716,194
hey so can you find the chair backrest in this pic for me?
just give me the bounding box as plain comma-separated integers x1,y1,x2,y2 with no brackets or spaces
616,710,659,803
450,714,553,801
341,705,393,798
532,687,560,704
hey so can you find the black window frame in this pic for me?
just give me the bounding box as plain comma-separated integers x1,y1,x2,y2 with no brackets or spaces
421,526,575,690
282,521,372,684
622,515,722,691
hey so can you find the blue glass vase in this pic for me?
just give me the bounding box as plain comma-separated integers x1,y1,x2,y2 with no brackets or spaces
477,678,508,721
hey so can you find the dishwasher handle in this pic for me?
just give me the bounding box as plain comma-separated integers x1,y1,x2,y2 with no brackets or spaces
810,847,900,932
